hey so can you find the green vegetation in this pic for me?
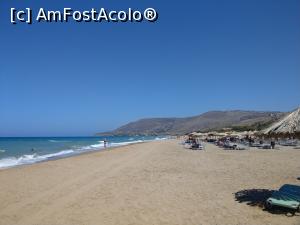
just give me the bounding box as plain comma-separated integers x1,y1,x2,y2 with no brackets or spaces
202,120,276,133
256,131,300,139
230,120,275,132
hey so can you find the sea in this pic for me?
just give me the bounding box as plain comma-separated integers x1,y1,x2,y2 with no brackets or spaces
0,136,167,169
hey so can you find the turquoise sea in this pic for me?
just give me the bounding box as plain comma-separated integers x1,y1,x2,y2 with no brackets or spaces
0,136,167,169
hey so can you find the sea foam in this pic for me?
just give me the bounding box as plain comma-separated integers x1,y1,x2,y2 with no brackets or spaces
48,140,71,143
0,150,75,169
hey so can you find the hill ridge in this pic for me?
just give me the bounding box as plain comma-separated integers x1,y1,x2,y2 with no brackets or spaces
96,110,285,136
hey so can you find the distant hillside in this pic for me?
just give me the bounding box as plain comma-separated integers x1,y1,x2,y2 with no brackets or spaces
96,110,285,136
264,107,300,134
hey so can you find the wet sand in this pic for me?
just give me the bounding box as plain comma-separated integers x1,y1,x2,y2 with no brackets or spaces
0,140,299,225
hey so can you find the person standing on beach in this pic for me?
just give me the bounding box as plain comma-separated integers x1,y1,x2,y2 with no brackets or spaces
104,139,107,148
271,140,275,149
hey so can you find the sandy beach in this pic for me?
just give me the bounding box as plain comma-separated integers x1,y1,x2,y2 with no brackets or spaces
0,140,299,225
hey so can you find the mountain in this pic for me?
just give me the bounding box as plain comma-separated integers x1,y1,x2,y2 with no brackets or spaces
263,108,300,134
96,110,284,136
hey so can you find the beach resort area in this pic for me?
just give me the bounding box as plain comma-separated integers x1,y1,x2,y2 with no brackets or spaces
2,1,300,225
0,133,300,225
0,109,300,225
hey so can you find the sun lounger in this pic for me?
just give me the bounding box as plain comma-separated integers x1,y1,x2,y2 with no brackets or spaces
258,144,272,149
235,144,247,150
280,141,298,147
266,184,300,210
250,143,262,147
190,143,204,150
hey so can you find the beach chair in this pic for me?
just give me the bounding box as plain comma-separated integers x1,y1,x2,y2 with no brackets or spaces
266,184,300,211
190,143,204,150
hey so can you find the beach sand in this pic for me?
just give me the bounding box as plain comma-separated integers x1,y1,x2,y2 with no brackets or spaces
0,140,299,225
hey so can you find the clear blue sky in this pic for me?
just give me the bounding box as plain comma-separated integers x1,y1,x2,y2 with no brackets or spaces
1,0,299,136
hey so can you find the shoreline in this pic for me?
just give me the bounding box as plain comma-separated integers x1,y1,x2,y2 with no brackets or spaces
0,139,161,171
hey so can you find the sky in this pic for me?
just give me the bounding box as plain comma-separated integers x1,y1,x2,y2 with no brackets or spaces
0,0,299,136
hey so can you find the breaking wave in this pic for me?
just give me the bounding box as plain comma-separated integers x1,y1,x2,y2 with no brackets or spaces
0,150,75,169
48,140,71,143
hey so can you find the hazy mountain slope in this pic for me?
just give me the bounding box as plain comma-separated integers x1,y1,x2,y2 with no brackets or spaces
264,108,300,134
96,110,284,136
